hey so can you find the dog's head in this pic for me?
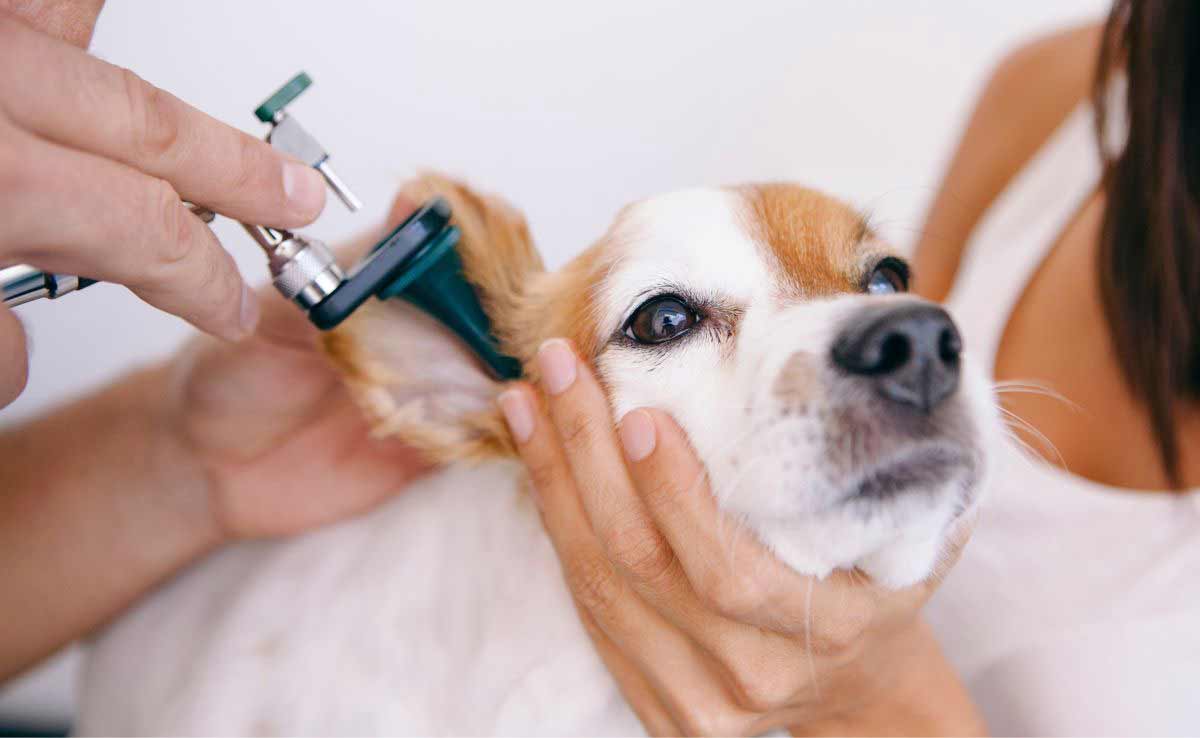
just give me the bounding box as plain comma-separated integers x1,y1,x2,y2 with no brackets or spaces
325,174,999,588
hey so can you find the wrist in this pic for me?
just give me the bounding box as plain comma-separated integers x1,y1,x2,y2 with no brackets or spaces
126,364,229,561
795,620,985,736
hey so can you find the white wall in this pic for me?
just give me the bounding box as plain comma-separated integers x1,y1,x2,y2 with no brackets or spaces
0,0,1107,726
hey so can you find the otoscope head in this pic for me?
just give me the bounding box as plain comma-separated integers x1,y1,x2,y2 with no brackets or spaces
304,198,522,380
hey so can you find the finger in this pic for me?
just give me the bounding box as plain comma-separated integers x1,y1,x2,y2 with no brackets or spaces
533,339,682,588
0,306,28,409
575,606,681,736
621,407,885,634
4,129,256,341
3,0,105,48
0,17,326,227
530,340,855,702
517,355,814,712
498,383,753,735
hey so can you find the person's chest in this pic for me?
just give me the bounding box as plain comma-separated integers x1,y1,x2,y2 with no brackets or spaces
925,438,1200,735
992,190,1198,490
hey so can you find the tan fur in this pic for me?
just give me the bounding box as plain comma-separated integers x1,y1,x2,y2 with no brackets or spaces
739,183,869,296
322,173,585,463
397,173,545,357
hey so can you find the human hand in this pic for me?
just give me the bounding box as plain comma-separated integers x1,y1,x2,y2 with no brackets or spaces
0,201,426,680
160,200,430,541
0,8,328,406
497,339,983,735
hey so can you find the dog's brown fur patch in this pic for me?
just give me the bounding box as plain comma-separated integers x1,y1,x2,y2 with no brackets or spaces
739,184,869,297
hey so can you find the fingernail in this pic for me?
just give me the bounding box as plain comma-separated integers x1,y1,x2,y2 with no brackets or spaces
238,283,260,338
618,409,657,462
282,161,326,220
498,388,535,444
537,339,577,395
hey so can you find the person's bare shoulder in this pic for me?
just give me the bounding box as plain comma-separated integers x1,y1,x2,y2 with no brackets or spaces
985,21,1105,135
913,20,1106,301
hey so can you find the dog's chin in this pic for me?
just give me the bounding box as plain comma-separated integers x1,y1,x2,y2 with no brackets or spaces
745,447,980,590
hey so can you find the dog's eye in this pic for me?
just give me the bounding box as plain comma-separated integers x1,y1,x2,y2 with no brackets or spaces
865,258,909,295
624,295,697,344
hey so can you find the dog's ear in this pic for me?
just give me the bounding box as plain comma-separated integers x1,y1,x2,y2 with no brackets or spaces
322,173,547,463
323,172,614,463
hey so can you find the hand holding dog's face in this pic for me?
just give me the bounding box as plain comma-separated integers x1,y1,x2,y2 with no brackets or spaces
495,342,982,735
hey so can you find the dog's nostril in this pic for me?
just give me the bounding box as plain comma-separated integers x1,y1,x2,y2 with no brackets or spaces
832,303,962,413
876,333,911,374
939,326,962,364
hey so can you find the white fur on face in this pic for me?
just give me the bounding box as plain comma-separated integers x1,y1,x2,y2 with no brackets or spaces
595,188,1000,588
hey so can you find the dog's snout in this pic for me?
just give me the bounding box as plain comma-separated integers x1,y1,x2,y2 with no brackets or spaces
832,303,962,413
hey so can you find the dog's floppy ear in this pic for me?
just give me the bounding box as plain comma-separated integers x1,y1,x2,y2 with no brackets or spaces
322,173,547,463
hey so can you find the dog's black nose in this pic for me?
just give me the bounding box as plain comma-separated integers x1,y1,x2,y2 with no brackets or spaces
832,303,962,413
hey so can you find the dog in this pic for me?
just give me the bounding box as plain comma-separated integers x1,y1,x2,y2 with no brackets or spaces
77,174,999,735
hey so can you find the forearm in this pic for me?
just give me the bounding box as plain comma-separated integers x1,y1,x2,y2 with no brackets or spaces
0,365,221,682
793,621,985,737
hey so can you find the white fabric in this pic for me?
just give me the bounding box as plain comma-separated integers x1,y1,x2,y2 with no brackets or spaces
925,94,1200,735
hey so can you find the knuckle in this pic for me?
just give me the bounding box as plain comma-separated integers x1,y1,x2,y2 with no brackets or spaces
120,68,180,164
563,555,624,618
558,409,601,452
607,518,676,587
524,457,561,497
225,132,261,198
678,703,741,737
698,569,763,620
808,610,871,659
640,474,689,514
148,179,192,267
725,659,797,713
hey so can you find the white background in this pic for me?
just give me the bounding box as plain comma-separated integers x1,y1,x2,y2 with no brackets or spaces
0,0,1106,726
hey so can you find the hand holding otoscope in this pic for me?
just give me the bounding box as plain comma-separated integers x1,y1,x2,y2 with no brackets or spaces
1,68,519,382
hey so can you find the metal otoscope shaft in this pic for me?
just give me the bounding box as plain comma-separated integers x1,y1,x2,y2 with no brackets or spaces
1,205,215,309
241,223,344,311
0,265,91,307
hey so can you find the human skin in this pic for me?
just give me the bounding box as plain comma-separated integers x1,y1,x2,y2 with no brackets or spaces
0,0,327,407
0,2,429,681
912,20,1199,489
497,340,985,735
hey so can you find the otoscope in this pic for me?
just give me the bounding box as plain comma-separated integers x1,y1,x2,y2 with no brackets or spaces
0,73,521,380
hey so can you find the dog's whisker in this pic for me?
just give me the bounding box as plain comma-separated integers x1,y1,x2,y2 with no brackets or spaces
993,380,1078,410
997,406,1067,470
804,576,821,698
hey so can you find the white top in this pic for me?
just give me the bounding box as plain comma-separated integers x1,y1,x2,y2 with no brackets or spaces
925,92,1200,735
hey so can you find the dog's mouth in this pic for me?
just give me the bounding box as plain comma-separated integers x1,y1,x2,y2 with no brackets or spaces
844,444,975,503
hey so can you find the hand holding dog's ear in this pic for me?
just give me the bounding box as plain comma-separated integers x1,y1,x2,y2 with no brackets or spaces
500,339,985,736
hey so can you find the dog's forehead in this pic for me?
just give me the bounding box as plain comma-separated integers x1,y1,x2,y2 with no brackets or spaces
605,188,770,306
598,186,867,320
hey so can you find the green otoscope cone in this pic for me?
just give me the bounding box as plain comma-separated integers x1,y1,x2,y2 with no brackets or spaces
376,226,523,380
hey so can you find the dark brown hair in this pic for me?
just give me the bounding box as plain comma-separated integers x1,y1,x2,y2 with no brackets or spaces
1094,0,1200,487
